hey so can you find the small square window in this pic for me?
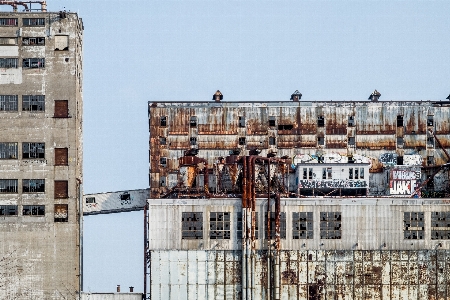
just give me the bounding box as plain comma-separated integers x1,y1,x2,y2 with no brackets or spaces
348,137,355,145
269,116,276,127
397,156,403,165
317,116,325,127
397,137,404,146
190,137,197,145
160,116,167,127
160,157,167,167
427,116,434,127
397,115,403,127
269,137,276,145
238,137,246,145
239,116,245,128
54,204,68,222
190,116,197,128
160,176,166,187
427,156,434,166
318,137,325,145
348,116,355,127
159,137,166,145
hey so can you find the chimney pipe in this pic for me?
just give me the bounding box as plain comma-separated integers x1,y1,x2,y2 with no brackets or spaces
290,90,302,102
212,90,223,102
116,285,120,293
129,286,134,292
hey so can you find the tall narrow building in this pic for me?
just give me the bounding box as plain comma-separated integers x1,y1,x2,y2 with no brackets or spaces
0,5,83,299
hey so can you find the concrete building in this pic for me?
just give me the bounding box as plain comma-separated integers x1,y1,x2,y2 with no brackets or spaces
146,91,450,299
0,4,83,299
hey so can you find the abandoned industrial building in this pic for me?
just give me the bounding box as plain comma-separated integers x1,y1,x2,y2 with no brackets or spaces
146,90,450,299
0,3,83,299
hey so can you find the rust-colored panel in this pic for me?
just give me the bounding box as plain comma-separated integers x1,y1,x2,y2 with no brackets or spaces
298,107,316,134
198,107,238,135
54,100,68,118
403,134,426,148
54,204,68,221
54,180,68,199
197,135,238,149
246,135,268,149
435,134,450,147
298,135,317,148
356,135,396,150
54,148,68,166
167,135,189,150
168,108,190,134
326,136,347,149
277,135,299,149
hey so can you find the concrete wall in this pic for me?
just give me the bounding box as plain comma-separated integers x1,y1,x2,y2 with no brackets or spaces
83,189,149,215
0,12,83,299
81,293,143,300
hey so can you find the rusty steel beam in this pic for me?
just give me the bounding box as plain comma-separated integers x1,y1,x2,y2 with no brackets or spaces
429,129,450,162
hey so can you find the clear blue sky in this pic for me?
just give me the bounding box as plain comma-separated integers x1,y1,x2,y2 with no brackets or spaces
3,0,450,294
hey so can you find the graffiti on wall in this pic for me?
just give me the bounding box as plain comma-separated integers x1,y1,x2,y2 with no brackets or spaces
298,180,367,189
389,168,421,196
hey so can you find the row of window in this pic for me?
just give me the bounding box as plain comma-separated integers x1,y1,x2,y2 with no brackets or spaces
0,18,45,26
0,96,69,115
0,37,45,46
159,115,435,129
0,58,45,69
181,211,450,241
0,179,68,197
0,204,69,222
0,143,68,162
302,167,365,180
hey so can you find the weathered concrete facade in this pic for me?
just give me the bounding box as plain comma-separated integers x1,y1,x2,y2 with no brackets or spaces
0,10,83,299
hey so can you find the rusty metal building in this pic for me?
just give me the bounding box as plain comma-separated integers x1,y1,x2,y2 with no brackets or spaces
0,3,83,299
146,91,450,299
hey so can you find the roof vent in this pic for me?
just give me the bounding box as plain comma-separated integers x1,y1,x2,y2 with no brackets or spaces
212,90,223,102
368,89,381,101
290,90,302,102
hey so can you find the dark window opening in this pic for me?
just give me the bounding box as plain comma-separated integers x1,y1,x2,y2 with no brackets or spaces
190,116,197,127
327,167,332,179
22,205,45,216
403,212,424,240
160,116,167,127
349,168,353,179
22,95,45,111
85,197,96,204
0,205,18,216
278,124,293,130
348,116,355,127
22,58,45,69
427,136,434,146
269,137,276,145
55,148,68,166
320,212,342,239
431,212,450,240
210,212,230,239
237,212,258,240
0,95,18,111
0,179,18,193
317,116,325,127
190,137,197,145
318,137,324,145
427,116,434,127
23,179,45,193
54,180,68,199
427,156,434,166
22,37,45,46
0,18,18,26
239,137,246,145
397,156,403,165
303,168,307,179
354,168,359,179
120,193,131,200
54,204,68,222
348,137,355,145
0,142,18,159
23,18,45,26
159,137,166,145
308,168,313,179
0,58,18,68
360,168,364,179
269,116,276,127
397,115,403,127
239,116,245,128
23,142,45,159
265,212,286,239
160,157,167,167
293,212,313,239
182,212,203,240
397,137,404,146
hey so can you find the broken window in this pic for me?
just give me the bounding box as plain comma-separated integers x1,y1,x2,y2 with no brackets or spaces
318,137,325,146
0,58,18,68
54,204,68,222
265,212,286,239
427,136,434,147
317,116,325,127
348,137,355,145
189,116,197,127
320,212,342,239
55,148,68,166
360,168,364,179
54,35,69,51
160,116,167,127
397,156,403,165
182,212,203,240
0,37,18,45
303,168,307,179
427,156,435,166
239,137,246,145
54,100,69,118
0,142,18,159
269,116,276,127
120,192,130,200
0,18,18,26
85,197,96,204
159,137,166,145
293,212,313,239
0,95,18,111
354,168,359,179
159,176,166,187
327,167,332,179
397,137,404,146
22,58,45,69
308,168,313,179
322,168,326,179
22,37,45,46
431,212,450,240
22,95,45,111
427,116,434,126
23,18,45,26
237,212,258,240
23,179,45,193
22,142,45,159
269,137,276,145
278,124,293,130
349,168,353,179
160,157,167,167
348,116,355,127
403,212,424,240
0,179,18,193
0,205,18,216
210,212,230,239
22,205,45,216
397,115,403,127
54,180,68,198
190,137,197,145
238,116,245,128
